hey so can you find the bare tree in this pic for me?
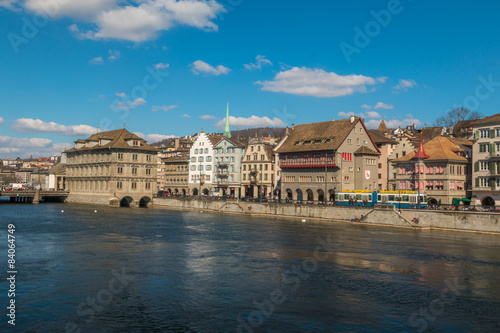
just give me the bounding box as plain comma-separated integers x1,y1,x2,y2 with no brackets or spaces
434,107,482,129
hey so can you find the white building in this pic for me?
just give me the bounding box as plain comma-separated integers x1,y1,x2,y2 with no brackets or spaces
188,131,222,196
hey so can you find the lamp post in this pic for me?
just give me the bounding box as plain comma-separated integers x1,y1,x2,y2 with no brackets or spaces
399,189,401,213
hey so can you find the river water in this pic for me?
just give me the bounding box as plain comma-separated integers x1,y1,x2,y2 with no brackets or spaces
0,202,499,332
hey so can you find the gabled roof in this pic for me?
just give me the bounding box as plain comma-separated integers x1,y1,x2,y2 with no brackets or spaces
354,146,380,156
214,136,246,148
471,113,500,126
64,129,159,153
207,134,224,146
368,130,397,145
276,118,361,153
47,163,66,175
392,136,468,163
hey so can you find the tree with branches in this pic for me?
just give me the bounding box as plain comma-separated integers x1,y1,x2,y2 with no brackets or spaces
434,107,482,129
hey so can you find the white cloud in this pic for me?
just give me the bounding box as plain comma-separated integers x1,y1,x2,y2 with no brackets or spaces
0,0,19,11
181,114,191,118
214,115,286,129
108,49,120,61
67,0,226,42
135,132,175,143
191,60,230,76
394,79,417,91
244,55,273,71
365,115,422,129
0,117,4,125
0,135,52,148
361,104,371,110
131,97,146,106
256,67,386,98
115,92,126,98
199,115,216,120
0,137,73,158
89,56,103,64
153,62,170,69
152,105,177,112
11,118,96,136
338,111,381,119
374,102,394,109
24,0,118,19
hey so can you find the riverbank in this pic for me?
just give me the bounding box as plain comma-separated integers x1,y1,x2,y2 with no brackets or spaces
153,198,500,234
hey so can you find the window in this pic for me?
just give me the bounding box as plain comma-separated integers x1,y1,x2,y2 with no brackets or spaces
243,174,246,180
146,155,151,161
132,182,137,190
205,148,208,154
117,182,123,189
191,165,196,171
264,174,268,181
479,144,490,153
344,176,350,184
247,155,250,161
199,156,204,162
132,154,138,161
132,168,138,175
146,169,151,175
191,157,196,162
480,178,488,187
264,164,268,171
118,153,124,160
117,167,123,174
347,138,352,144
480,129,490,138
243,165,246,171
357,138,360,145
480,161,489,171
206,165,212,171
133,140,139,146
342,153,352,161
146,183,151,190
195,149,198,154
261,154,265,161
258,146,261,151
207,156,212,162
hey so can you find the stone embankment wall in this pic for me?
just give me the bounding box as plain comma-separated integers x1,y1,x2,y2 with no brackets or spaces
153,198,500,234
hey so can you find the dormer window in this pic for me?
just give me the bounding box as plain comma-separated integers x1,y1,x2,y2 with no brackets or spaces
133,140,139,146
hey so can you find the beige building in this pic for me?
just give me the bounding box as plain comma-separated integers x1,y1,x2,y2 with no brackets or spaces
241,138,276,199
275,117,380,203
387,137,416,191
471,114,500,206
369,129,397,191
64,129,159,207
162,153,190,196
391,136,472,205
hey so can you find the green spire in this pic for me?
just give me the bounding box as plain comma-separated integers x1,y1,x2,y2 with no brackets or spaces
223,98,231,138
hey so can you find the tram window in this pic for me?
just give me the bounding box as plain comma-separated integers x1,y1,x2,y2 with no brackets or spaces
335,194,339,200
356,194,362,200
377,195,381,201
388,195,395,201
344,194,350,200
402,195,409,202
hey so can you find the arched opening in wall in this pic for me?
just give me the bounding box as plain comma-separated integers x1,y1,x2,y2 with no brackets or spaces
174,189,179,195
202,188,209,196
139,196,151,208
182,189,186,196
192,188,199,196
120,196,133,207
167,188,172,195
329,189,336,202
286,189,292,200
306,189,314,202
428,198,438,206
317,189,325,203
296,189,303,202
482,196,495,207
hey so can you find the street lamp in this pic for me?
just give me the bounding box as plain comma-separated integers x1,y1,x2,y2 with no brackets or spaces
398,189,401,213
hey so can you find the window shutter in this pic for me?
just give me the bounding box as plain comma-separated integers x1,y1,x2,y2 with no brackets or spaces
474,161,479,172
491,144,496,155
491,129,495,138
490,179,495,190
474,131,479,140
475,178,479,187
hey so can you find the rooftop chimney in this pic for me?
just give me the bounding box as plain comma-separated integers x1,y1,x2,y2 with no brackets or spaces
350,116,356,123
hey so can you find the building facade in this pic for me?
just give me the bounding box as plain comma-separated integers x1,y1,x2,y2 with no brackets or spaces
241,138,276,199
392,136,472,205
387,137,416,191
188,132,221,196
213,137,246,197
162,153,190,196
64,129,159,207
369,129,397,191
275,117,380,203
471,114,500,206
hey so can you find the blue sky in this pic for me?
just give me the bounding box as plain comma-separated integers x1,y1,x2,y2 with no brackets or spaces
1,0,500,158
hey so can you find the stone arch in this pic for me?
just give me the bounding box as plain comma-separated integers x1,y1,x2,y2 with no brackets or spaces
167,188,172,194
306,189,314,202
120,196,133,207
481,196,495,207
296,189,303,202
192,188,199,196
428,197,438,205
317,189,325,203
202,188,209,196
139,196,151,208
285,188,293,200
182,189,186,196
328,189,336,201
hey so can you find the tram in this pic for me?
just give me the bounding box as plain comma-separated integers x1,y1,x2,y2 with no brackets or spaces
335,190,427,209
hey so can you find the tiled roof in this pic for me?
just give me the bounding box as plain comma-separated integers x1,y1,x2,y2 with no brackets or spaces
377,119,388,133
207,134,224,146
392,136,468,162
368,130,397,145
354,146,380,155
63,129,160,153
215,136,247,147
276,118,360,153
471,113,500,126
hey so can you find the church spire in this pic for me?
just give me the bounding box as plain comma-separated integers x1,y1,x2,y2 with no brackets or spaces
223,97,231,138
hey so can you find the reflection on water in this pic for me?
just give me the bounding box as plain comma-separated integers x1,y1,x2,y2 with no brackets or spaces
0,203,499,332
